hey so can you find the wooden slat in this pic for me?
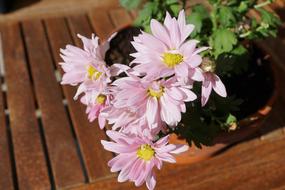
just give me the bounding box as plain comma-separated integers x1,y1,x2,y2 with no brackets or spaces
44,16,113,182
68,135,285,190
2,23,50,190
108,9,133,29
0,79,14,189
88,8,116,41
21,20,85,189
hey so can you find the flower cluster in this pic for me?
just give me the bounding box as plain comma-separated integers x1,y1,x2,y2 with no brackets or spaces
59,10,226,190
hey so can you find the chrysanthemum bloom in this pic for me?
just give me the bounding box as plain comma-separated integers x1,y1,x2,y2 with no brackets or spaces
200,59,227,106
80,90,111,129
60,34,113,86
101,130,188,190
112,75,197,127
60,33,130,99
101,105,164,139
131,10,207,82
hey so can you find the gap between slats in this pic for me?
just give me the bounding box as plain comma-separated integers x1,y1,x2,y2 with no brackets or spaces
42,19,90,185
19,23,56,190
0,33,17,190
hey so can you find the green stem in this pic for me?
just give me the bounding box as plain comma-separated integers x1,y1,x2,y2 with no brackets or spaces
254,0,272,9
239,31,252,38
210,5,218,31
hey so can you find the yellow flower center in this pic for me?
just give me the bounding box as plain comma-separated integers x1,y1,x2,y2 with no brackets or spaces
96,94,106,104
148,86,164,98
137,144,155,161
87,65,102,80
163,53,183,68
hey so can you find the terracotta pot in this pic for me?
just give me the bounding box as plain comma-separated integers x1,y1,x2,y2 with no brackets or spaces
170,48,280,164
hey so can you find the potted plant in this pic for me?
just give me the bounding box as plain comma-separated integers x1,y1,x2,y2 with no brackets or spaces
59,0,281,189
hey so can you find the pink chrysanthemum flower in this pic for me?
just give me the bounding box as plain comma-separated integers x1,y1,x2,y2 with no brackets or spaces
200,59,227,106
80,90,111,129
131,10,207,82
101,105,165,139
60,33,113,86
60,33,130,99
112,75,197,127
101,130,188,190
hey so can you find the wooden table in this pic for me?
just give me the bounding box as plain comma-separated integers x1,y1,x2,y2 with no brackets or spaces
0,7,285,190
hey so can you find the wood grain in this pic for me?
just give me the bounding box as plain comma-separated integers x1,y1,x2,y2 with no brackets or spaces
88,8,116,41
108,9,133,30
45,16,113,182
2,23,50,190
0,73,14,189
67,135,285,190
21,19,86,189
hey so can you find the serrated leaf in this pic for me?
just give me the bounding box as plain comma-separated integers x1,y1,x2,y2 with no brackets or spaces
218,6,236,27
211,29,237,57
119,0,141,10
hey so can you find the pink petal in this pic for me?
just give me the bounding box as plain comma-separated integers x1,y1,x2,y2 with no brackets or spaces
201,77,213,106
170,144,189,154
179,87,197,102
187,54,202,68
146,171,156,190
156,153,176,163
106,130,135,145
98,116,106,129
146,97,158,126
118,156,138,182
213,75,227,97
175,63,188,79
180,40,199,55
150,19,171,47
155,135,169,147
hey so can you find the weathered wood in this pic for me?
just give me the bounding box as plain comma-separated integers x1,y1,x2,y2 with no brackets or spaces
0,79,14,189
21,20,86,189
45,16,113,182
67,135,285,190
88,8,116,41
108,9,133,30
2,23,50,190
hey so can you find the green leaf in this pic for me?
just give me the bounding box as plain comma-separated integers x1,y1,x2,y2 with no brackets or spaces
134,2,157,27
168,3,181,17
226,114,237,125
187,13,203,36
211,29,238,57
218,6,236,27
165,0,179,5
187,4,209,36
258,8,281,27
192,4,209,18
177,110,219,147
237,1,248,13
119,0,141,10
